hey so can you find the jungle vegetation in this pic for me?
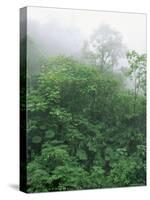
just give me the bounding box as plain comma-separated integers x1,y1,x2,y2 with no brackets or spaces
22,25,146,193
25,54,146,192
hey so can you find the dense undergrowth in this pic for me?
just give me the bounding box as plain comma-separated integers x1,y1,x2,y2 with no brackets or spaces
26,56,146,192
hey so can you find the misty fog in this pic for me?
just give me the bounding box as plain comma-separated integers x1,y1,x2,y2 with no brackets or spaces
28,19,84,58
27,7,146,74
26,7,146,90
27,7,146,56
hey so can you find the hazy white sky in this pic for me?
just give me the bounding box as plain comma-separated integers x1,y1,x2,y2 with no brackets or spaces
28,6,146,54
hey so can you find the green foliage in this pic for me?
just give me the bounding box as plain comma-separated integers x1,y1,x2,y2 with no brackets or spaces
127,50,146,96
26,55,146,192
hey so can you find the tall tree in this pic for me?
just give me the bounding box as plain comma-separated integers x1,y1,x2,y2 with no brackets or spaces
82,25,126,70
127,50,146,97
